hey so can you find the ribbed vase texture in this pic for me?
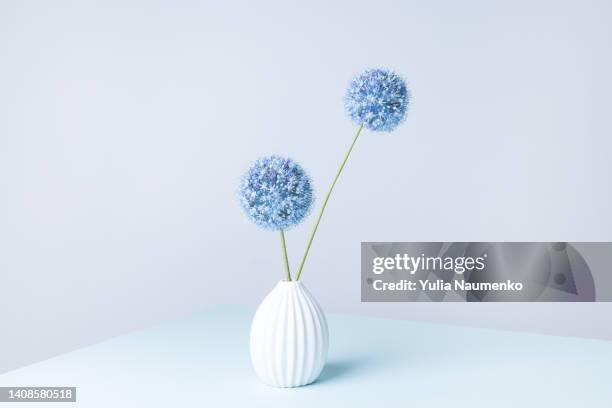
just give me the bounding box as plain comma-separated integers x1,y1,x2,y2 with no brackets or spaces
250,281,329,387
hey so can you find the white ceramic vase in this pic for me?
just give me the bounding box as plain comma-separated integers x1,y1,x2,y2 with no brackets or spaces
250,280,329,387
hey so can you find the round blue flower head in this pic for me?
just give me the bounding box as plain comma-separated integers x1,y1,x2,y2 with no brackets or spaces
239,155,314,231
344,68,410,132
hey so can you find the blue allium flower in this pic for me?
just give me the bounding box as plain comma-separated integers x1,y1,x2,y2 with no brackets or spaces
344,68,410,132
239,155,314,231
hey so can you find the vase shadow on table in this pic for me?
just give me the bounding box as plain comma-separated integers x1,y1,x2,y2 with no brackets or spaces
314,358,378,385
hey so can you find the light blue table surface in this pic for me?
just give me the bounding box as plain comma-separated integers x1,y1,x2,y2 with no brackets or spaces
1,305,610,407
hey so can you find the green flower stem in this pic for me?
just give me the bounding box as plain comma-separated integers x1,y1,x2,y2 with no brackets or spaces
280,229,292,281
295,124,364,281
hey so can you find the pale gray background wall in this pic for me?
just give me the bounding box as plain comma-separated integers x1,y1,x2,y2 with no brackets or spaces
2,0,612,374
